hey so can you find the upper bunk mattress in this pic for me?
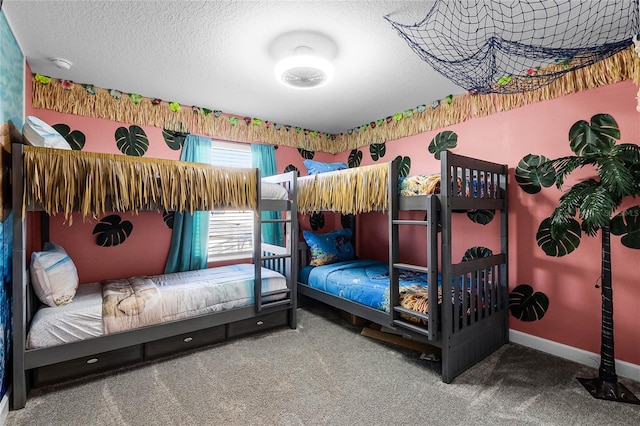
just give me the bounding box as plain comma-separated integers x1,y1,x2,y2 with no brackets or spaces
26,264,287,349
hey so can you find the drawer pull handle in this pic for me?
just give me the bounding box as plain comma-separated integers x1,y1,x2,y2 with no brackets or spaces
183,337,193,343
86,358,99,364
256,320,264,326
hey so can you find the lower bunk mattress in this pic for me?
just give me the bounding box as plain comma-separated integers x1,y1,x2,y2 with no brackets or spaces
27,264,287,349
299,259,441,315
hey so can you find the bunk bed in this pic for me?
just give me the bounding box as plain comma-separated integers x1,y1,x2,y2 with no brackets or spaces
296,151,508,383
11,140,298,410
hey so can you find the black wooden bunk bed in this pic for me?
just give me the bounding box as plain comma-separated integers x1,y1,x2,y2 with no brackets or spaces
11,141,298,410
296,151,508,383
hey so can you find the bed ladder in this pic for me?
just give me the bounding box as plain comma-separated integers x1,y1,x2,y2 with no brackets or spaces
388,163,440,341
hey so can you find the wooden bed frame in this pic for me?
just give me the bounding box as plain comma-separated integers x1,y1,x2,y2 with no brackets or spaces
297,151,508,383
10,142,298,410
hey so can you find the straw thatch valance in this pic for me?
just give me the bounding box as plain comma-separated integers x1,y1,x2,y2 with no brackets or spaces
31,46,640,154
21,145,258,221
297,163,389,214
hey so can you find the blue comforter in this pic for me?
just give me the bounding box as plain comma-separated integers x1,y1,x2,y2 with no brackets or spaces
302,260,434,312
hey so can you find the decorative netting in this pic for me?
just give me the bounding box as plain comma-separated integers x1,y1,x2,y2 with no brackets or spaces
385,0,640,94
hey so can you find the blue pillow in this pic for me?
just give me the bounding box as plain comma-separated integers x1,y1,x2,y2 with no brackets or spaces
303,159,348,175
303,229,355,266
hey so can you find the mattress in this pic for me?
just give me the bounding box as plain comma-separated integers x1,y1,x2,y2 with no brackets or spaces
261,181,289,200
26,264,287,349
300,260,438,313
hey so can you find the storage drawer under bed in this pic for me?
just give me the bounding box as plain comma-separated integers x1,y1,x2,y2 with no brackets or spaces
33,345,144,387
227,310,288,338
144,325,226,360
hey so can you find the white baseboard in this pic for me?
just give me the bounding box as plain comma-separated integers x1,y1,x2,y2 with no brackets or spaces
0,394,8,426
510,330,640,383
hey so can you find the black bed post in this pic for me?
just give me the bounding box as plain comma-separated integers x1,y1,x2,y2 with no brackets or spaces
254,168,262,313
11,143,28,409
439,151,454,382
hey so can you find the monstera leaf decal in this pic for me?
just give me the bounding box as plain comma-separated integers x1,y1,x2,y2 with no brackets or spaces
341,214,355,230
369,143,386,161
536,217,581,256
611,206,640,249
348,149,362,168
467,209,495,225
310,211,325,231
284,164,299,174
162,128,186,150
428,130,458,160
461,246,493,261
515,154,556,194
163,210,175,229
569,113,619,156
509,284,549,322
52,123,86,150
298,148,314,159
394,155,411,177
92,214,133,247
115,125,149,156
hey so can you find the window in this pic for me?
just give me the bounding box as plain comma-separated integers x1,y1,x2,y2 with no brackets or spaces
208,140,253,261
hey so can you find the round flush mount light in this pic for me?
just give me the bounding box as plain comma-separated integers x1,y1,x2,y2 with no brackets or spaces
51,58,73,70
269,32,338,89
274,52,334,89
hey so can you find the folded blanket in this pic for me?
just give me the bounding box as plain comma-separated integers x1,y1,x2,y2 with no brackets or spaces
102,277,161,334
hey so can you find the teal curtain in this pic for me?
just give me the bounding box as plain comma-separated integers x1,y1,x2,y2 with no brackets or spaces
251,144,284,246
164,135,211,273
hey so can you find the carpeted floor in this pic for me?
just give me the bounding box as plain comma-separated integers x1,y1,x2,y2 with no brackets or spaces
6,303,640,426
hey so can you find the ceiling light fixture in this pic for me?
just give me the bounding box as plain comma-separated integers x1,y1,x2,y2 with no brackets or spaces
274,47,334,89
51,58,72,70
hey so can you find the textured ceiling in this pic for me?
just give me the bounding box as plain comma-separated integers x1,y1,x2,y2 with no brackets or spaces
2,0,466,134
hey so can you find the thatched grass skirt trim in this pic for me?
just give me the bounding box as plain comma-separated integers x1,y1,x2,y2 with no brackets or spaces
22,146,257,221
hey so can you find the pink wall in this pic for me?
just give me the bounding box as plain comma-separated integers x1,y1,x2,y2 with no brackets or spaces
26,73,640,366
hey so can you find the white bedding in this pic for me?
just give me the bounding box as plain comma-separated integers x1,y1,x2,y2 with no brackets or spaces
26,264,287,349
262,182,288,200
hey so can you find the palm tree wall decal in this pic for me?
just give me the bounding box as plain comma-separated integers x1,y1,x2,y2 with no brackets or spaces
516,113,640,404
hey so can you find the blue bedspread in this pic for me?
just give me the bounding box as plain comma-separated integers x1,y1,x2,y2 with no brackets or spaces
302,260,436,312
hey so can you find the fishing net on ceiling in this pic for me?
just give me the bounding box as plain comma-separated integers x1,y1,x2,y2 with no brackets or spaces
385,0,640,94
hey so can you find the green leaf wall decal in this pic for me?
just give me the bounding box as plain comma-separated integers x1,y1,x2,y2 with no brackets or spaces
428,130,458,160
467,209,495,225
515,154,556,194
284,164,299,174
369,143,386,161
92,214,133,247
310,211,325,231
298,148,315,159
509,284,549,322
162,128,186,150
536,217,581,256
163,210,175,229
611,206,640,249
461,246,493,261
348,149,362,168
52,123,86,150
115,125,149,156
569,113,619,156
394,155,411,177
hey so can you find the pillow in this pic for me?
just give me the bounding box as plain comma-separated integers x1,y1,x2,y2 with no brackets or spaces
30,242,79,307
303,159,348,175
303,229,355,266
23,116,72,150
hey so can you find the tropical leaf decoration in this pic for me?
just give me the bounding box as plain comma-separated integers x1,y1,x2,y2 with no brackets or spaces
162,128,187,150
52,124,86,150
509,284,549,322
610,206,640,249
284,164,299,174
369,143,386,161
569,113,619,156
92,214,133,247
515,154,556,194
461,246,493,261
298,148,315,159
115,125,149,156
341,214,355,230
428,130,458,160
394,155,411,177
467,209,495,225
348,149,363,168
163,210,175,229
536,217,581,257
310,211,325,231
